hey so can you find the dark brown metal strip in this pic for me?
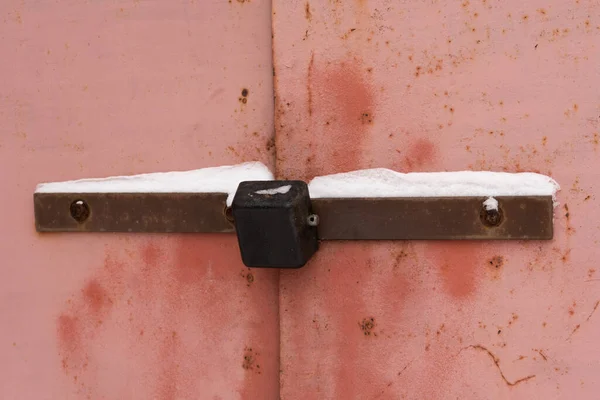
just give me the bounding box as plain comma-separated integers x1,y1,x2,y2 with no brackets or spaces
311,196,553,240
34,193,553,239
34,192,234,233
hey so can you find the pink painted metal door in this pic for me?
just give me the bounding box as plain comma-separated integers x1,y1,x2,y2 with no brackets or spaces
0,2,278,399
273,1,599,399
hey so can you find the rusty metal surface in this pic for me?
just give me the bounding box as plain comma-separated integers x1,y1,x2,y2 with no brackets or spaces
313,196,553,240
34,192,234,233
1,1,279,398
35,192,553,240
273,0,600,399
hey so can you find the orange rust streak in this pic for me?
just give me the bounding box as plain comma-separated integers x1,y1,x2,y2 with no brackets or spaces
305,1,312,21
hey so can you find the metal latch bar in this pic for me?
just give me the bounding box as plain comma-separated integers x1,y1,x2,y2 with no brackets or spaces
312,196,553,240
34,192,234,233
34,192,553,240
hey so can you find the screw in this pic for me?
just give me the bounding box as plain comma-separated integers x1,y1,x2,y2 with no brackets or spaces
224,206,235,223
480,207,503,227
307,214,319,227
70,199,90,223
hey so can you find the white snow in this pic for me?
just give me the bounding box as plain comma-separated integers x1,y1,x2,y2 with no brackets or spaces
255,185,292,195
308,169,560,203
483,197,499,211
35,161,274,206
36,163,561,209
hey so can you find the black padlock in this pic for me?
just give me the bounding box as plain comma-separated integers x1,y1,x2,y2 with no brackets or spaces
231,181,319,268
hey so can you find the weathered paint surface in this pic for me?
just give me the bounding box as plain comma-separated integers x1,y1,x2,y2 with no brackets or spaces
274,1,600,399
0,1,277,399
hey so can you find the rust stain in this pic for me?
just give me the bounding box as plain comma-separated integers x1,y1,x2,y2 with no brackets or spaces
82,280,111,315
359,317,377,337
564,204,575,235
567,300,599,340
391,247,409,270
305,2,312,21
535,349,548,361
360,112,373,124
384,244,415,304
588,269,596,278
172,238,210,285
400,138,437,171
307,52,314,117
57,254,126,383
488,256,504,270
469,345,536,386
156,329,181,400
266,137,275,152
551,246,571,264
305,244,385,398
238,88,249,105
568,324,581,339
141,241,161,268
507,313,519,327
305,56,375,179
340,28,357,40
487,256,504,280
54,236,258,398
586,300,600,321
240,269,255,287
57,315,82,373
427,242,483,299
242,347,261,373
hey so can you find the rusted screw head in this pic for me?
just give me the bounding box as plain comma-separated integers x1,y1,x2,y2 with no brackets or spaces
70,199,90,223
480,207,503,227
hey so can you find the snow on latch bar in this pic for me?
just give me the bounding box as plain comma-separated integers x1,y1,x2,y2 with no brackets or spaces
308,169,560,204
35,163,560,207
35,162,274,206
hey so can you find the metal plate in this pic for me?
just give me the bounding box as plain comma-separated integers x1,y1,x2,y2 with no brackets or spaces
34,192,234,233
34,193,553,239
312,196,553,240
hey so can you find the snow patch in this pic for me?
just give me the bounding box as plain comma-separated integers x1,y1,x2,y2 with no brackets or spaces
36,163,561,209
255,185,292,195
483,197,499,211
35,162,274,206
309,169,560,204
